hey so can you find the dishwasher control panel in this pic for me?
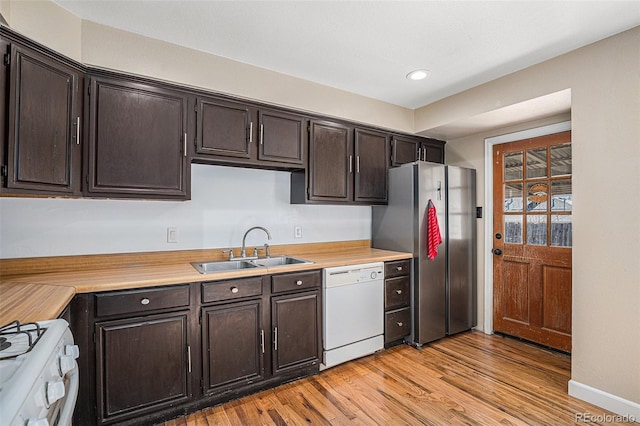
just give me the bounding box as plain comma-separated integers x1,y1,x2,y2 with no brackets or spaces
323,262,384,288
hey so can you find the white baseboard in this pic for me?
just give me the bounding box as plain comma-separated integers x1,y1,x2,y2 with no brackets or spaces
568,380,640,422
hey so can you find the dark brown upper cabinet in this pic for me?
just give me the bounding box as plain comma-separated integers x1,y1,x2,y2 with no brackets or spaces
292,121,389,205
193,96,306,169
2,42,83,195
85,74,190,200
354,128,389,203
305,120,353,203
391,135,445,166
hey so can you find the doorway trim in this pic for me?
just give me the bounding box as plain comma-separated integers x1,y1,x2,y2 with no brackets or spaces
482,120,571,334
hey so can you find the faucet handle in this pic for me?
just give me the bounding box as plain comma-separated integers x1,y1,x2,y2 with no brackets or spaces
222,249,235,260
253,246,264,258
264,243,271,258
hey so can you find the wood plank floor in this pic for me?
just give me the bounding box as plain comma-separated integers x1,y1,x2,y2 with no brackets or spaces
162,331,626,425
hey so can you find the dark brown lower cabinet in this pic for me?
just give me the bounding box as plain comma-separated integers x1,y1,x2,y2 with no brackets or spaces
272,290,321,373
95,312,191,423
201,300,265,392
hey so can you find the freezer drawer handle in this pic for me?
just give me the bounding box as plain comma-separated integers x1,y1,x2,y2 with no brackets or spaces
395,289,402,295
396,322,404,327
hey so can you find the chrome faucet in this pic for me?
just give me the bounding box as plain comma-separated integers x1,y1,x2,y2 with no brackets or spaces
241,226,272,258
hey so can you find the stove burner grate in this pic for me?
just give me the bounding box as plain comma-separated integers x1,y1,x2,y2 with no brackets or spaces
0,320,46,359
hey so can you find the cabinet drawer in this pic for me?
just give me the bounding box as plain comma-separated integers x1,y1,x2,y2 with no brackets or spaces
202,277,263,303
385,307,411,343
385,260,411,279
385,276,411,310
96,285,190,317
271,270,321,294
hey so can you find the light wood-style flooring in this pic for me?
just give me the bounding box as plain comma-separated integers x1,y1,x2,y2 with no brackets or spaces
163,331,625,425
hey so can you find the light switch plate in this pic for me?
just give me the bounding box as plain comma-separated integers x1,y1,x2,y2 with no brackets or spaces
167,227,178,243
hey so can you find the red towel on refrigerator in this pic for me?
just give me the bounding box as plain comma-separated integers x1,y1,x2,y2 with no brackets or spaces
427,200,442,260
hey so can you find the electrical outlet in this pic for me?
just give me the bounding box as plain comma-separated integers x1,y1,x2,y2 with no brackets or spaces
294,226,302,238
167,227,178,243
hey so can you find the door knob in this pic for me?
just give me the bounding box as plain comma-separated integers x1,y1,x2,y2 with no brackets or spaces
492,249,503,256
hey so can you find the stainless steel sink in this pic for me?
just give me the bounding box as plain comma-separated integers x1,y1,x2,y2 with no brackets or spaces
252,255,314,267
191,260,262,274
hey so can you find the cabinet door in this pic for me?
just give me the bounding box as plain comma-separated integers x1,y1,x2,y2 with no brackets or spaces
390,135,420,167
196,97,253,159
86,76,189,199
421,140,445,163
95,312,191,422
258,109,305,165
308,120,353,202
271,290,321,374
354,128,389,203
5,44,82,194
202,300,264,393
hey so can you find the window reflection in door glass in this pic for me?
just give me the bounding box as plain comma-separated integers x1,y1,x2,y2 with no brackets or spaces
551,144,572,176
504,184,523,212
526,147,547,179
551,180,572,212
505,215,523,244
527,215,547,245
551,215,572,247
504,151,523,181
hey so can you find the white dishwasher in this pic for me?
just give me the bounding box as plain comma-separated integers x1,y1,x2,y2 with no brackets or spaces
322,262,384,370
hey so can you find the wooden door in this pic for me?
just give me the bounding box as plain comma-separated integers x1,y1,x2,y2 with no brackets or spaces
87,76,189,199
201,300,264,393
95,312,191,422
493,131,572,352
390,135,420,167
354,128,389,203
6,44,82,194
308,120,353,202
258,109,305,165
196,97,253,159
271,290,321,374
421,140,445,163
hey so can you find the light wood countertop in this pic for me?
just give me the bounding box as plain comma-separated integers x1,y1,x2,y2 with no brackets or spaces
0,241,411,324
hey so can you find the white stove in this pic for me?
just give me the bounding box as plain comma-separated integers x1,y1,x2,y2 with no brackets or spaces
0,319,79,426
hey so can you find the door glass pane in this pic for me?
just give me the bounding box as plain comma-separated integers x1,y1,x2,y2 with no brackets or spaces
551,144,572,176
527,215,547,245
505,215,523,244
551,179,572,211
504,184,523,212
527,182,548,212
504,151,523,181
551,215,572,247
526,147,547,179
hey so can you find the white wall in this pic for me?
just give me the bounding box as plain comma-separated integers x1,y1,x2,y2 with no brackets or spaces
0,165,371,258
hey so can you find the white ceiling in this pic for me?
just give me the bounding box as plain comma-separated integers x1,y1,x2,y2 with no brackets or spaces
52,1,639,137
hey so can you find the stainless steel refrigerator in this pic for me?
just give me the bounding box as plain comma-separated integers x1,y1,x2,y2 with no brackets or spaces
372,161,477,346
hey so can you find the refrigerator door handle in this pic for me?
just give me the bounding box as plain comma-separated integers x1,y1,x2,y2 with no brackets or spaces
437,180,442,200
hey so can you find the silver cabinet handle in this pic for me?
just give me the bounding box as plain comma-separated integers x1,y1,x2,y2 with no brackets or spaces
356,156,360,173
140,298,150,305
187,345,192,373
75,117,80,145
416,147,421,161
249,122,253,144
296,280,303,286
397,322,404,327
183,133,187,157
260,329,265,354
349,155,353,173
273,327,278,351
230,287,239,294
395,289,402,295
260,124,264,145
422,147,426,161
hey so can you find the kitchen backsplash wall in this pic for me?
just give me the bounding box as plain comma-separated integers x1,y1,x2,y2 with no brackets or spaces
0,164,371,259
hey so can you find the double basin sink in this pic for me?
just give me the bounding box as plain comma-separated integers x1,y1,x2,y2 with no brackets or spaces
191,255,313,274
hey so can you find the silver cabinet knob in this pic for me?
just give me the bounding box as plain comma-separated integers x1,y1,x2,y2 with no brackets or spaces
395,289,402,295
140,298,150,305
396,266,403,271
397,322,404,327
296,280,303,286
231,287,239,294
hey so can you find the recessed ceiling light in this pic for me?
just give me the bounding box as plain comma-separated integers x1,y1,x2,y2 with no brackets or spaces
406,69,430,81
